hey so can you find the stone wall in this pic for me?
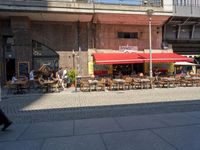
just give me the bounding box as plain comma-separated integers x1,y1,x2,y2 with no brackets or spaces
31,21,89,75
11,17,32,76
1,18,164,80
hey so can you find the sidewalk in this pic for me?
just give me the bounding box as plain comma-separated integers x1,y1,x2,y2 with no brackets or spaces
1,111,200,150
1,87,200,149
1,87,200,123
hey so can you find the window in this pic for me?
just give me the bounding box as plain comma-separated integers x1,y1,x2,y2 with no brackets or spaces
118,32,138,39
32,40,59,70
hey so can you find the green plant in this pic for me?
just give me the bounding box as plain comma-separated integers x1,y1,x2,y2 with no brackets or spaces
67,69,78,84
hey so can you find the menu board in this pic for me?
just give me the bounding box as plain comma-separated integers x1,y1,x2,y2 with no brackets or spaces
18,62,29,77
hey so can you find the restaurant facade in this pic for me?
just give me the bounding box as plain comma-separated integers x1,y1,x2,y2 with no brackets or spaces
0,0,198,84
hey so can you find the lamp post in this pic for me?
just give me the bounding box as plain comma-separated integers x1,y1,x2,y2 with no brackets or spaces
72,49,75,70
147,9,154,78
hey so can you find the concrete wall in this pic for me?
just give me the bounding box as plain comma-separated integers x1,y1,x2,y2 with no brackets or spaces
173,6,200,17
95,24,163,51
163,0,173,12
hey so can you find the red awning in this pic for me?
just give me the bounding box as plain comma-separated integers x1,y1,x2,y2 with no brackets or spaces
138,53,193,63
93,53,193,65
93,53,144,64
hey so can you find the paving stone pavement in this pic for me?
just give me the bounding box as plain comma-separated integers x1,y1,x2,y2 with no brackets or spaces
0,111,200,150
1,87,200,123
0,87,200,149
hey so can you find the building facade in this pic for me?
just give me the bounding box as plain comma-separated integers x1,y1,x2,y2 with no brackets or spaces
2,0,197,83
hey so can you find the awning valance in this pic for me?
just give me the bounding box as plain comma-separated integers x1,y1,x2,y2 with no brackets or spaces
93,53,144,65
138,53,193,63
93,53,193,65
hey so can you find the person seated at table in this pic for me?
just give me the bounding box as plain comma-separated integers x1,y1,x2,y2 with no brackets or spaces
138,72,144,77
49,71,55,81
11,74,17,83
153,67,161,80
189,70,195,76
131,70,136,77
180,67,187,77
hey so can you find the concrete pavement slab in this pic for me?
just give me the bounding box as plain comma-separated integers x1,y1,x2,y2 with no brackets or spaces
102,130,176,150
152,126,200,150
0,139,43,150
41,134,106,150
74,117,122,135
184,111,200,119
114,114,168,131
0,124,30,142
152,112,200,126
19,121,73,140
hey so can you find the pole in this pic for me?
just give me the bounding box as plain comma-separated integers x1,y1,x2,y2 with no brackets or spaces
147,9,153,78
72,50,75,69
149,16,153,78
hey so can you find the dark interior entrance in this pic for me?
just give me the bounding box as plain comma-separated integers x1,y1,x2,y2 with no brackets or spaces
6,59,15,81
113,64,144,77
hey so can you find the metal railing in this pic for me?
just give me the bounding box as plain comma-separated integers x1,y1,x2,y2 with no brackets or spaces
173,0,200,7
0,0,163,7
94,0,162,7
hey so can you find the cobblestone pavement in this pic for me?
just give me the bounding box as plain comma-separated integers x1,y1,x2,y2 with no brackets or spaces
1,87,200,123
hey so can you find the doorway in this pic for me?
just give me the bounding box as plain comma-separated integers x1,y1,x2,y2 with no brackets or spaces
6,59,15,81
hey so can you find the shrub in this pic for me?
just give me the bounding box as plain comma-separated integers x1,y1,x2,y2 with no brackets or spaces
67,69,78,84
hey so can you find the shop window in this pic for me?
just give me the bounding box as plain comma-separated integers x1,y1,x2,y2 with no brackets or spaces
118,32,138,39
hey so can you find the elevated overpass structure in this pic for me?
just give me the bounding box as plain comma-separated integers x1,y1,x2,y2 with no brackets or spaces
164,0,200,56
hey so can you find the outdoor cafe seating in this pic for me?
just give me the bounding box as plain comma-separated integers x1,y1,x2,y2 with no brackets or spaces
5,79,29,94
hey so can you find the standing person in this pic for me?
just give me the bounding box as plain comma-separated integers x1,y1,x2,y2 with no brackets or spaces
0,109,12,131
49,71,55,81
29,70,35,89
153,67,161,81
57,68,63,89
62,67,68,88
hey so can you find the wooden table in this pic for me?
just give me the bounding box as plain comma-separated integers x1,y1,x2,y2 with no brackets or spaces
161,77,175,88
43,80,56,92
12,80,28,94
113,79,125,90
88,80,98,91
186,77,200,86
140,78,151,89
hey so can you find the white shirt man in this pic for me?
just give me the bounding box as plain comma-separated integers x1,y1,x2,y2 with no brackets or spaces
29,70,34,81
11,75,17,83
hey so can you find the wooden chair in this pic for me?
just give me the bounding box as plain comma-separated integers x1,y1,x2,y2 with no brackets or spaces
37,78,48,92
80,80,90,92
49,80,60,92
107,78,118,91
4,81,16,94
132,78,141,89
153,77,166,88
20,80,30,93
180,77,192,87
97,78,106,91
124,77,133,90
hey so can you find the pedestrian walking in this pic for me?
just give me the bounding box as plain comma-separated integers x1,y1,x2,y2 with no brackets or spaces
0,109,12,131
